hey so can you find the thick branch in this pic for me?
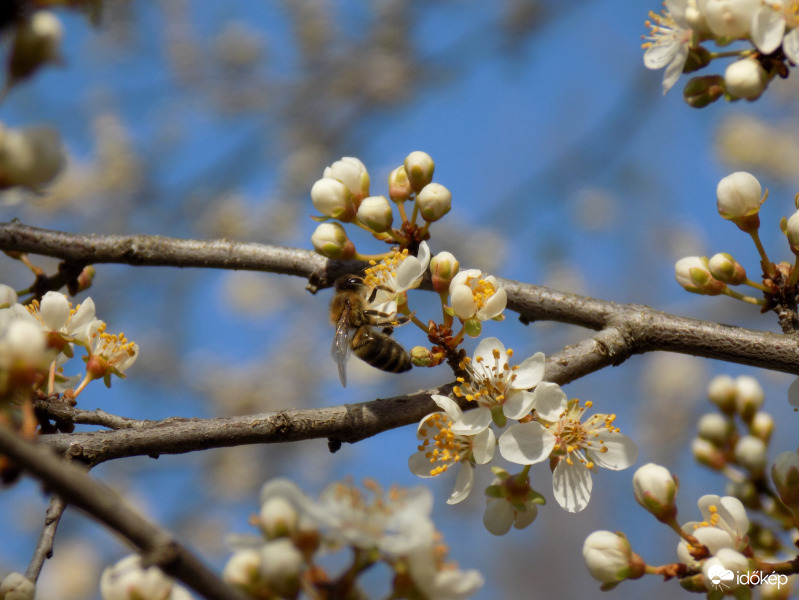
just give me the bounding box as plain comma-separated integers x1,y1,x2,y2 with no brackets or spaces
0,425,246,600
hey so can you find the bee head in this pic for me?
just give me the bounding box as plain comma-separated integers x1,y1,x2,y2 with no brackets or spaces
334,275,364,292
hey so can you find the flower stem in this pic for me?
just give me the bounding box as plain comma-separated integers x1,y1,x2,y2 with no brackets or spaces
722,287,765,305
786,255,799,287
742,278,771,293
748,230,776,277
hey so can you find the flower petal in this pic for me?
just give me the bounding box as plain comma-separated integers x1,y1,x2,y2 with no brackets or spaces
476,286,507,320
589,430,638,471
450,406,492,435
39,291,70,331
552,459,592,513
503,390,535,420
513,504,538,530
446,463,474,505
431,395,462,421
511,352,545,389
450,284,477,319
472,427,496,464
530,382,567,421
483,499,514,536
472,337,506,370
784,28,799,64
751,6,785,54
409,451,435,478
498,422,556,465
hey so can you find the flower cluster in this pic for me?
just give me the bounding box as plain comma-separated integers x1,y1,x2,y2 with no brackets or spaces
583,374,799,594
642,0,798,106
223,478,484,600
310,152,451,262
0,287,138,479
674,171,799,332
99,555,191,600
409,337,639,532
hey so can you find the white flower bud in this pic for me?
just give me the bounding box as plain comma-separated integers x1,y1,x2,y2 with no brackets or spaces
0,125,66,191
772,450,799,512
699,0,759,39
708,374,737,414
259,495,298,539
674,256,726,295
0,572,35,600
786,211,799,254
416,182,451,223
735,375,763,422
259,539,304,598
582,531,645,586
310,222,355,259
404,151,435,193
100,555,174,600
388,165,412,202
708,252,746,285
356,195,393,232
697,413,731,445
323,157,370,203
750,411,773,442
716,172,764,230
430,251,459,294
734,435,767,476
8,11,63,83
725,58,768,100
632,463,678,523
223,549,262,588
310,177,356,222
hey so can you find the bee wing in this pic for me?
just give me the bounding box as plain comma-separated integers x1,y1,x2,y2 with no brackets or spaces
331,306,352,387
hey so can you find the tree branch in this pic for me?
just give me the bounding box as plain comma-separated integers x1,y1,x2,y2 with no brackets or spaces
25,494,67,582
0,424,247,600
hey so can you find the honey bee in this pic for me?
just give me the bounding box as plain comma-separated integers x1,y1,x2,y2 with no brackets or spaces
330,275,412,387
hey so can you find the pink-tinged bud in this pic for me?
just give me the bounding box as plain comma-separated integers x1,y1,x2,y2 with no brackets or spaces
582,531,646,588
311,177,356,222
403,151,435,193
430,251,459,293
674,256,726,295
772,450,799,513
735,375,763,423
708,253,746,285
716,171,765,232
323,157,370,204
356,195,393,232
311,223,355,259
725,58,768,101
692,437,727,470
707,375,737,415
632,463,678,523
388,165,412,203
416,183,451,222
734,435,767,477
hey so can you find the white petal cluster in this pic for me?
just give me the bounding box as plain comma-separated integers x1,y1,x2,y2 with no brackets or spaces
100,555,192,600
643,0,696,93
677,494,750,568
449,269,507,322
362,241,431,314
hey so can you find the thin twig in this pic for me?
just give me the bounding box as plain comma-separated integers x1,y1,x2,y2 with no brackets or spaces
25,495,67,582
0,424,247,600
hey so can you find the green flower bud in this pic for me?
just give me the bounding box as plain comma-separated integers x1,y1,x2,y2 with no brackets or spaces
674,256,726,295
311,222,355,259
356,195,393,232
388,165,412,203
416,182,452,223
683,75,724,108
708,252,746,285
430,251,459,293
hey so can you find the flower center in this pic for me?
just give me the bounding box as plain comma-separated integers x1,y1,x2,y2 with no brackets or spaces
466,276,498,310
417,413,472,476
642,9,685,48
453,348,517,409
